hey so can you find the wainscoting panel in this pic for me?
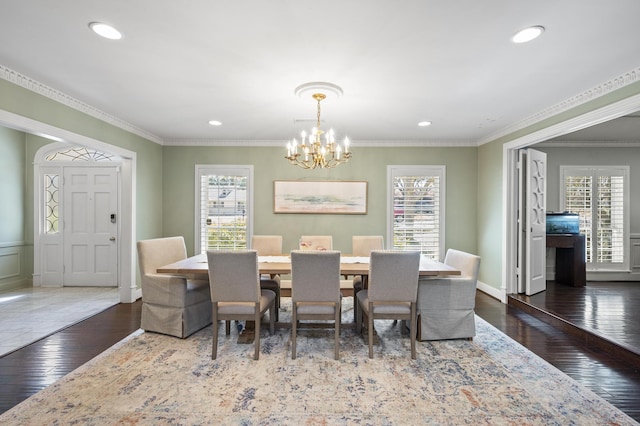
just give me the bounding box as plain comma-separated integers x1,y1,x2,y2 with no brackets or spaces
0,243,32,292
0,251,20,280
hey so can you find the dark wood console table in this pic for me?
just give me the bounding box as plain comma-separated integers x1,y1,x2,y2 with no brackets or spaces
546,234,586,287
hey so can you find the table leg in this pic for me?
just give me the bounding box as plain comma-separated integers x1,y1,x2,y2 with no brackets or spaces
237,321,255,344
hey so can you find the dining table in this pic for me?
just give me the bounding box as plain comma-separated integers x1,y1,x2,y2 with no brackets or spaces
156,253,461,278
156,253,460,344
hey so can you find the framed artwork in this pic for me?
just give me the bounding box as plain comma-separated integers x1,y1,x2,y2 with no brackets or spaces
273,180,367,214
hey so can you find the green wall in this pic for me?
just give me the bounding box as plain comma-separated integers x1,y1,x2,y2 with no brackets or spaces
4,72,640,295
163,145,478,257
476,81,640,292
0,78,164,244
0,78,164,290
0,126,30,291
0,126,25,243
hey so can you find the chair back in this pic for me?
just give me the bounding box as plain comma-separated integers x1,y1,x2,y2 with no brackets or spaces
352,235,384,256
299,235,333,251
444,249,481,281
291,250,341,302
207,250,260,303
137,236,187,276
251,235,283,256
368,250,421,302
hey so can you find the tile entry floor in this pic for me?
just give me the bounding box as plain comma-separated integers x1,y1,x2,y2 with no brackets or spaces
0,287,119,357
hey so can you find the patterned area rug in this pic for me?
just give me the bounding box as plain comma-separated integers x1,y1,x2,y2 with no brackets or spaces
1,298,636,425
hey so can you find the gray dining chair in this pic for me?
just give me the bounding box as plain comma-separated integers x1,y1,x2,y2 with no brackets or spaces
356,250,421,359
416,249,481,341
351,235,384,321
251,235,283,321
137,236,212,338
290,250,342,360
207,250,276,360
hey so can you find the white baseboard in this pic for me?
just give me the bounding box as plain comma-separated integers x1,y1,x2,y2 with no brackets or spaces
476,280,505,303
0,278,32,293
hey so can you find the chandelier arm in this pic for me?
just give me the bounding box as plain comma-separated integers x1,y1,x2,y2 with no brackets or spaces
286,88,351,169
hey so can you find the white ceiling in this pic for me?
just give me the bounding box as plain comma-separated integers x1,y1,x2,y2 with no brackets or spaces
1,1,640,145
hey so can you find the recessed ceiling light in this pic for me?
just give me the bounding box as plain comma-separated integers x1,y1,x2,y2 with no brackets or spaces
418,121,432,127
512,26,544,44
89,22,122,40
208,120,222,126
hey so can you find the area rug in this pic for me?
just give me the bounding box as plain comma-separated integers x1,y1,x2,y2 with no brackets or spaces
0,298,636,425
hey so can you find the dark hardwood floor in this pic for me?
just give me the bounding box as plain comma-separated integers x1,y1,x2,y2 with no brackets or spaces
0,300,142,414
476,286,640,422
2,288,640,421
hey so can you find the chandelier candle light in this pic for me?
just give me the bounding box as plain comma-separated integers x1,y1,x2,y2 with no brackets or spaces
286,90,351,169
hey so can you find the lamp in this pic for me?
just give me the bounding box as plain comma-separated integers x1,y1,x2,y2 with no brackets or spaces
286,87,351,169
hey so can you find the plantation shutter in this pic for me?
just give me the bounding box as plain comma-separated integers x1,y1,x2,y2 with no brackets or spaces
561,166,628,270
196,166,253,254
388,166,445,260
564,174,593,262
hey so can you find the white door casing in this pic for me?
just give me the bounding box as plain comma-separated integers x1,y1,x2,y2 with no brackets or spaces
63,166,119,286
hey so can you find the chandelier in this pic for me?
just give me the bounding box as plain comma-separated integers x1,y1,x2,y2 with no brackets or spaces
285,86,351,169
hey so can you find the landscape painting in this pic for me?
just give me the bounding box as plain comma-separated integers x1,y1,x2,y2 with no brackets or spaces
274,181,367,214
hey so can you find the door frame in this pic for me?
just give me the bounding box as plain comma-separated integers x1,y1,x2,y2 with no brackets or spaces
502,93,640,297
0,109,139,303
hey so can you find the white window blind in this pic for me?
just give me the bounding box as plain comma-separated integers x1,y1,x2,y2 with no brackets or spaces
388,166,445,260
195,165,253,254
561,166,628,270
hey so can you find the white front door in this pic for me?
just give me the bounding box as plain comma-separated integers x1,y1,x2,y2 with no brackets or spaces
518,148,547,295
63,167,118,286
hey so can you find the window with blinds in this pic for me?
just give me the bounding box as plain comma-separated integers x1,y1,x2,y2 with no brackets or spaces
195,165,253,254
388,166,445,260
561,166,628,270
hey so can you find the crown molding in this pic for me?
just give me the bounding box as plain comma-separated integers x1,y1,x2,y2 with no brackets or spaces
5,61,640,149
0,64,164,145
478,66,640,146
536,139,640,148
163,138,477,147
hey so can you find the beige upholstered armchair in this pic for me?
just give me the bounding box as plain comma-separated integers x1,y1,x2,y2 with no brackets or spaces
137,236,212,338
290,250,342,360
417,249,481,341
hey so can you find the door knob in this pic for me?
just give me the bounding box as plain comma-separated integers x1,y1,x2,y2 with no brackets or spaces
110,237,116,241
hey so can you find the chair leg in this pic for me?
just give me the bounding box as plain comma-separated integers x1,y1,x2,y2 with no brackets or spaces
211,307,218,360
269,301,275,335
334,303,340,360
355,299,362,335
410,303,416,360
291,303,297,359
225,320,231,335
368,302,374,359
254,307,261,361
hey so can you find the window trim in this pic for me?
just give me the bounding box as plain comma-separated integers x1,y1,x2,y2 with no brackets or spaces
387,165,446,260
194,164,254,254
560,165,629,272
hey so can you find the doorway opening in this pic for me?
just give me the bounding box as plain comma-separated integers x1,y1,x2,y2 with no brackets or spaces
502,93,640,297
